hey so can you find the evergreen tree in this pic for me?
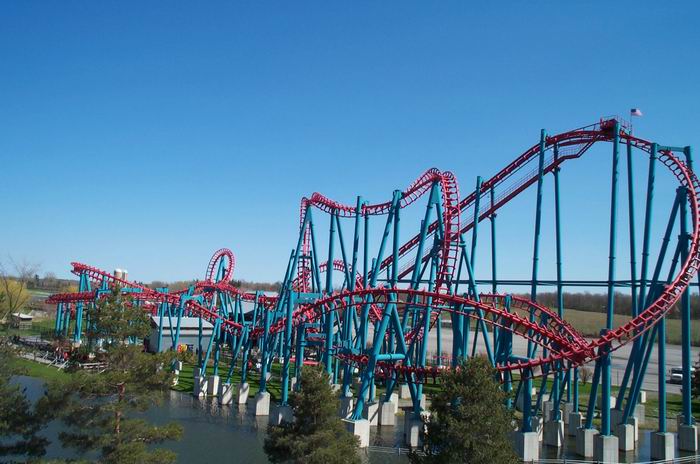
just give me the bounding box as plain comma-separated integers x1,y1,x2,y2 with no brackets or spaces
0,340,49,459
410,356,518,464
46,288,183,464
264,365,360,464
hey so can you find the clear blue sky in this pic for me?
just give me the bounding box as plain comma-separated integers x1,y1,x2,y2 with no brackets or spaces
1,2,698,286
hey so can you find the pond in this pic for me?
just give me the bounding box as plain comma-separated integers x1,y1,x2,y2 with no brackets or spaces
11,375,696,463
11,376,406,463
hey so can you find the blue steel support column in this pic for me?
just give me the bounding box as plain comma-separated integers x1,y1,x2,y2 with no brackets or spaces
622,190,684,423
261,250,296,393
281,291,296,405
73,272,90,343
489,186,498,352
552,144,566,409
470,176,483,270
638,144,657,324
681,145,694,426
490,186,497,294
601,121,620,436
350,197,362,292
54,303,63,335
522,367,533,432
658,305,667,432
615,140,640,410
617,142,657,413
324,210,337,375
463,176,482,358
416,256,437,404
528,129,546,360
584,357,603,429
680,186,694,426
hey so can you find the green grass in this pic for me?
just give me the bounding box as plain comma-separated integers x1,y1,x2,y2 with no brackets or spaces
10,357,68,383
173,360,288,401
0,317,56,338
561,307,700,345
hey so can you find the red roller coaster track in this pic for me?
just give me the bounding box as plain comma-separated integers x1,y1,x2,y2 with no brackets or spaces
48,118,700,377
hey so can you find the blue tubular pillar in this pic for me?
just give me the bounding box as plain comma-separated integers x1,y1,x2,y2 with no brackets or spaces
522,367,533,432
681,146,694,428
658,305,667,432
489,186,497,294
391,190,402,287
638,144,657,321
470,176,483,270
464,177,482,357
552,144,566,406
54,303,63,335
528,129,546,359
73,272,90,344
615,139,640,410
601,121,620,436
324,210,337,375
680,200,694,419
350,197,362,292
281,291,296,405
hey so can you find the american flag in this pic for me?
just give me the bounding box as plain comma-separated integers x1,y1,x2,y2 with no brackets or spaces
630,108,643,117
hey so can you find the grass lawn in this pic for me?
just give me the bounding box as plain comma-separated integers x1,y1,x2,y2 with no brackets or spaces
10,357,68,383
0,317,56,338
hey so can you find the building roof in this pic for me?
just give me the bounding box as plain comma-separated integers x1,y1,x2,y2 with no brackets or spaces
150,316,214,330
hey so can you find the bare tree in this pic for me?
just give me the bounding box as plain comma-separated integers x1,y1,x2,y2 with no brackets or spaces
0,256,39,322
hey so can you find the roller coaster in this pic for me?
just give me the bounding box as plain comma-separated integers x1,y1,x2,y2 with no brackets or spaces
48,118,698,462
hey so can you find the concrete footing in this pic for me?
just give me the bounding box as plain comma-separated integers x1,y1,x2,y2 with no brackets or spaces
542,401,562,422
339,396,354,419
679,424,698,452
513,431,539,462
403,412,424,447
254,391,270,416
378,400,396,426
614,423,634,451
399,384,410,399
567,412,582,437
593,434,618,463
576,427,599,458
638,390,647,403
531,417,543,442
269,404,293,425
629,416,639,442
563,402,574,423
362,402,379,426
218,383,233,405
543,420,564,448
343,419,370,448
650,432,675,461
388,392,399,407
237,382,250,405
207,375,220,396
193,376,208,397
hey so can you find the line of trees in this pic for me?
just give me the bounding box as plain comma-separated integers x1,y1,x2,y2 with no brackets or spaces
148,278,282,292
